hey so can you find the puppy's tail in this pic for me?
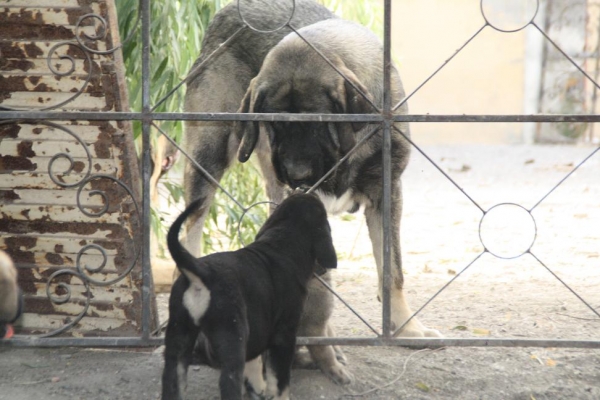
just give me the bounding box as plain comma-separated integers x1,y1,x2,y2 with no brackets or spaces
167,196,208,281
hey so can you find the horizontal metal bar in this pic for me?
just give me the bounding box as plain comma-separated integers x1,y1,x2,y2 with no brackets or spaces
393,114,600,123
0,112,382,122
4,335,600,349
1,112,597,123
0,336,164,348
295,337,600,349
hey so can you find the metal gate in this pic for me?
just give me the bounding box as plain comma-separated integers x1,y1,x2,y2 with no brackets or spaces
1,0,599,349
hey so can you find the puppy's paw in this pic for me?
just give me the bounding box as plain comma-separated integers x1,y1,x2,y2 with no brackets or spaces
322,363,353,386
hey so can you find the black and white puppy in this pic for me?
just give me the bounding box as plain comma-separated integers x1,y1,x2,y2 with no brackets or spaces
0,250,22,339
162,193,338,400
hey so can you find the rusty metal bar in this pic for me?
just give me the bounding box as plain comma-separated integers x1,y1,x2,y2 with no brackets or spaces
140,0,152,342
381,0,393,338
4,336,600,349
1,112,599,123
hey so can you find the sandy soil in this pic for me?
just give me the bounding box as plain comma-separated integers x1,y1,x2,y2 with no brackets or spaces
1,144,599,399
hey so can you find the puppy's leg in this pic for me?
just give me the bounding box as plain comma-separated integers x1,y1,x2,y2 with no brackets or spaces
265,341,296,400
162,318,199,400
244,356,266,399
209,327,247,400
365,191,441,338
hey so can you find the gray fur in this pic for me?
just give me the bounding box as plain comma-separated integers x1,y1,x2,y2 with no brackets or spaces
182,5,439,392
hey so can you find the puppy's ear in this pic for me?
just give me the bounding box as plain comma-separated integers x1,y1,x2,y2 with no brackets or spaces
236,78,265,163
314,225,337,270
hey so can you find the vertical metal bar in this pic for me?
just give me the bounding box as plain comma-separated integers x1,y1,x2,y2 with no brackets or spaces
381,0,393,338
141,0,152,342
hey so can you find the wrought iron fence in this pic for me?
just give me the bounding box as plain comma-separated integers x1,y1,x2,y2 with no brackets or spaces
1,0,599,349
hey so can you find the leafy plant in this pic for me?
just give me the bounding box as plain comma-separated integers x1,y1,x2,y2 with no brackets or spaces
116,0,383,256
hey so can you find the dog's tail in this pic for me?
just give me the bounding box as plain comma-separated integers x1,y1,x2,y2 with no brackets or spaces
167,196,209,282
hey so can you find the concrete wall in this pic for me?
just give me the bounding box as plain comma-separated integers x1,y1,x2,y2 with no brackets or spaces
391,0,533,145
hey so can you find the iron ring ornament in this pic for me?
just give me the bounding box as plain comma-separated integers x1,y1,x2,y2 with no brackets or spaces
480,0,540,33
237,0,296,33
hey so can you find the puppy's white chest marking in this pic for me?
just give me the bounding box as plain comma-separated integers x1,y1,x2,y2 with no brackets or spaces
315,190,355,215
182,273,211,326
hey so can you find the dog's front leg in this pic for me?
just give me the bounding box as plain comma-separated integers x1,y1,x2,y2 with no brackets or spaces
364,189,441,338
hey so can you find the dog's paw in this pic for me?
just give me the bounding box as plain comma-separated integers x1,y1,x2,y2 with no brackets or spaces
293,350,318,370
395,326,442,338
333,346,347,365
322,363,353,386
391,320,442,338
423,327,442,337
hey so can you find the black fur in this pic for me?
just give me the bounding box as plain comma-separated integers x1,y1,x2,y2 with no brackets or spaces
162,193,337,400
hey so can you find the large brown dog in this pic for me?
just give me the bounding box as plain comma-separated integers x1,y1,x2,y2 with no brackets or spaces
182,0,439,384
183,0,353,386
0,250,22,339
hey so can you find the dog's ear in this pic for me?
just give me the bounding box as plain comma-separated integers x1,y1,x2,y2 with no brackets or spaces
314,224,337,270
328,60,375,153
237,78,265,163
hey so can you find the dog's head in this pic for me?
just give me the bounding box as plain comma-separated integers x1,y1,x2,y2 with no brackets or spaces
236,53,375,192
256,193,337,273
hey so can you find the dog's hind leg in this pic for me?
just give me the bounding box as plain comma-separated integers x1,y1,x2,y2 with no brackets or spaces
162,319,199,400
182,53,252,260
209,327,247,400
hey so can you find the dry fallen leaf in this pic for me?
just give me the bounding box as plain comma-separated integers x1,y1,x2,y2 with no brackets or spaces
546,358,557,367
472,328,491,336
447,269,456,275
530,354,543,365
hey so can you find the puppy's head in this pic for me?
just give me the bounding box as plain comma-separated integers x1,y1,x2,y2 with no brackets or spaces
256,193,337,273
236,54,374,192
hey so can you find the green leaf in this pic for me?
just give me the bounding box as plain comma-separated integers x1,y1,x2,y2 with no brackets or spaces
415,382,430,392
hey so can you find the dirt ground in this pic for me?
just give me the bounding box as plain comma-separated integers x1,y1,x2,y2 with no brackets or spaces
1,144,600,399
